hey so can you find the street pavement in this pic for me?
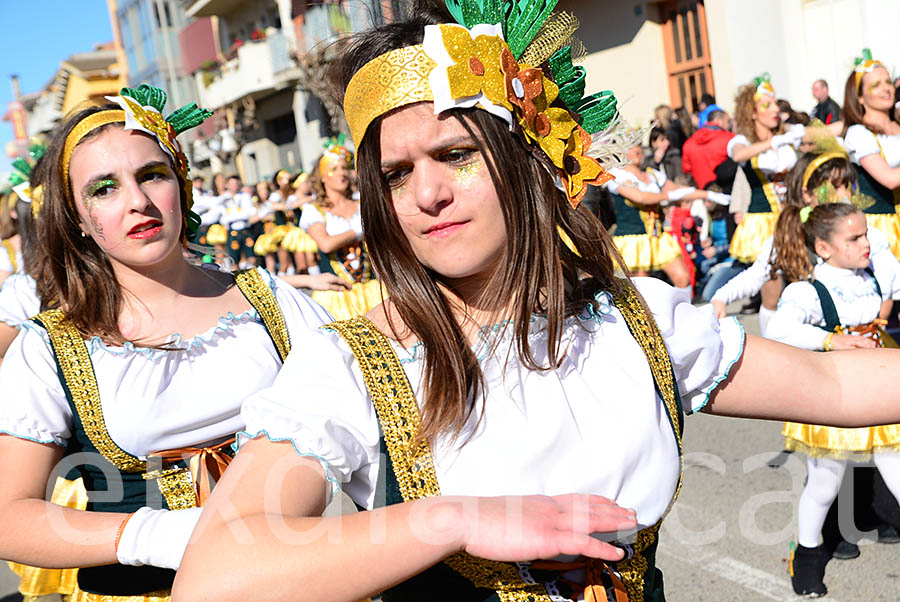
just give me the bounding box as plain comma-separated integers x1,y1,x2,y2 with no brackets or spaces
2,305,898,601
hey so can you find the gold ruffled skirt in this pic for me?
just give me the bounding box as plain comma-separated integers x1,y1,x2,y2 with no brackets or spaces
253,224,292,255
205,224,228,246
281,226,318,253
784,422,900,461
729,211,778,264
613,232,682,273
312,279,385,321
866,213,900,260
7,477,88,599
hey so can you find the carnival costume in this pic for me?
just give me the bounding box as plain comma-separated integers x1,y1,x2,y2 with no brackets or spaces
727,75,800,264
300,141,381,320
605,167,683,273
0,85,333,602
238,2,746,599
768,259,900,594
843,50,900,259
712,145,900,310
253,170,319,259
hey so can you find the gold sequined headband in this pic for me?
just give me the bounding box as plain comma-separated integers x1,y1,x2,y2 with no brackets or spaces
802,151,848,190
344,45,437,147
61,110,126,206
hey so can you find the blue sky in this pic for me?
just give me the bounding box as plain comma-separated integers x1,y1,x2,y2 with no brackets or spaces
0,0,113,178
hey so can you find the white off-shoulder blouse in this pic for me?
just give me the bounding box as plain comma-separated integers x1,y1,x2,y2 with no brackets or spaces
0,268,332,455
239,278,745,530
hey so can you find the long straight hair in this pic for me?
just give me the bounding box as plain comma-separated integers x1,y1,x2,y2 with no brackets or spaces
842,69,896,136
34,103,188,344
333,11,628,444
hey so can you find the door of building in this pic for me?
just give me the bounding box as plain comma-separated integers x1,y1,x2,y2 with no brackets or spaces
661,0,714,113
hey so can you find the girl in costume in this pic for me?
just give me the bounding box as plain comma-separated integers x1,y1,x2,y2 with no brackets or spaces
0,85,332,602
252,178,281,273
766,202,900,597
606,141,726,294
175,4,900,602
711,150,900,332
300,142,382,320
277,170,319,275
841,49,900,259
727,75,805,320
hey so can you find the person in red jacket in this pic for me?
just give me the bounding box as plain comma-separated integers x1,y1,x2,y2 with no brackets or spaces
682,107,735,189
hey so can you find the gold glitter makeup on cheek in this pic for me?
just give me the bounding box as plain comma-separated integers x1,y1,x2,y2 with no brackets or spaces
454,160,482,185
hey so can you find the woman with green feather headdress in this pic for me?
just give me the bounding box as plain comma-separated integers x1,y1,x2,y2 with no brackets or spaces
175,3,900,601
0,84,334,601
841,48,900,262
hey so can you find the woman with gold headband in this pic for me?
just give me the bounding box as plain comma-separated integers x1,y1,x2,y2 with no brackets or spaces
725,75,805,324
842,49,900,260
0,84,332,601
174,3,900,601
299,139,382,320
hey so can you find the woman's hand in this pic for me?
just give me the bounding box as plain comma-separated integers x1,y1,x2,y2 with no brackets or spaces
829,334,877,350
711,299,727,319
307,273,352,291
459,494,637,562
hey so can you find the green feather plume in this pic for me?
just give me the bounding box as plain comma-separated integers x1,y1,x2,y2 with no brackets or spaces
166,103,214,135
445,0,506,29
855,48,873,66
505,0,559,59
120,84,168,113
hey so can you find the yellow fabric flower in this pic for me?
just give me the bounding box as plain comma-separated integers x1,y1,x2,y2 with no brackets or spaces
440,24,511,110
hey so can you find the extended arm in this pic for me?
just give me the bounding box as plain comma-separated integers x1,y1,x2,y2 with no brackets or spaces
729,139,773,164
705,334,894,425
859,153,900,190
173,438,637,602
304,222,359,254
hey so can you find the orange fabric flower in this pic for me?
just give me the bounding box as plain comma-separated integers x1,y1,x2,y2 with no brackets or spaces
562,128,612,208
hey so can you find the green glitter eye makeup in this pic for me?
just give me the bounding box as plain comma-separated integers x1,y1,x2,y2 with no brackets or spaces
86,178,117,198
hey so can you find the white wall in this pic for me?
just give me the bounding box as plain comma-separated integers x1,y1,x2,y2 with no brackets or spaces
709,0,900,116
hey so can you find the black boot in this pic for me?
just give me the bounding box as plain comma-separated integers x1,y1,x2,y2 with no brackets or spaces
790,542,828,597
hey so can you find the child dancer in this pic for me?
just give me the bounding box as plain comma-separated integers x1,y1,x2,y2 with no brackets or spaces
711,150,900,332
767,202,900,596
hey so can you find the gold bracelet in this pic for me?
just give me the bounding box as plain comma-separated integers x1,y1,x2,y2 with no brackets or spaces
824,332,835,352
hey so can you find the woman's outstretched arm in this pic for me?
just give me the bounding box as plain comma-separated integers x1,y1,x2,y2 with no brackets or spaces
706,334,900,426
173,437,637,602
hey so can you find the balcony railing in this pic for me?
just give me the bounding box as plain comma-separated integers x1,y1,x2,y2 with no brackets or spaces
198,32,297,109
301,1,381,52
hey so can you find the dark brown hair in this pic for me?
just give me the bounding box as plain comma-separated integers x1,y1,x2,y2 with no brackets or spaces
772,199,860,284
734,83,784,142
841,68,896,136
332,10,627,444
33,103,188,344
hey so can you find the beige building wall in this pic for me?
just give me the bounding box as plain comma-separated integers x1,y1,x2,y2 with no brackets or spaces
706,0,900,117
560,1,670,129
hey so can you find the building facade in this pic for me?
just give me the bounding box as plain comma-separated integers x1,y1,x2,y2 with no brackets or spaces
564,0,900,129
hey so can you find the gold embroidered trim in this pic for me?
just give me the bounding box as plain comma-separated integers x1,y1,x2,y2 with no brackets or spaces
328,294,681,602
234,269,291,361
35,309,145,473
616,522,658,601
611,284,683,500
610,283,685,599
326,317,552,601
68,586,170,602
154,468,197,510
750,156,781,214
